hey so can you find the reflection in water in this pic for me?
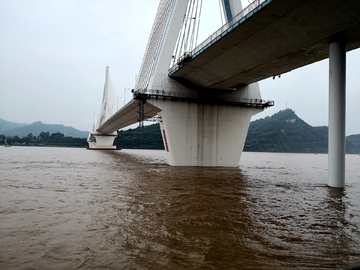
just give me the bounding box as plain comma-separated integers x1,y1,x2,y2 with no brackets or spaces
0,147,359,269
322,188,357,267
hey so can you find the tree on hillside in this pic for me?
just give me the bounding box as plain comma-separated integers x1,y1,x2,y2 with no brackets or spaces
39,131,50,139
51,132,64,139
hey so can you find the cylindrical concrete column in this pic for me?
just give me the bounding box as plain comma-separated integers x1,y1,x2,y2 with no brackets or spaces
328,41,346,188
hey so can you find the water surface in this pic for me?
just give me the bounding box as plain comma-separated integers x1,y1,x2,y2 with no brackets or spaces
0,147,359,269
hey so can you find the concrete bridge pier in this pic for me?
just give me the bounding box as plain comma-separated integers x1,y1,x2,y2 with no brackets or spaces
149,84,263,166
328,41,346,188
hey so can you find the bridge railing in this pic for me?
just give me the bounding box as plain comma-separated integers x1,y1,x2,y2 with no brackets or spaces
143,89,197,99
134,89,274,108
169,0,272,74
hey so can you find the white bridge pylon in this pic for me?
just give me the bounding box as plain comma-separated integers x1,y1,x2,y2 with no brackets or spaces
96,0,273,165
87,66,118,150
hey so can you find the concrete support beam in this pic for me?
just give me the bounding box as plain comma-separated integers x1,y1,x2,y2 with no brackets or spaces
328,41,346,188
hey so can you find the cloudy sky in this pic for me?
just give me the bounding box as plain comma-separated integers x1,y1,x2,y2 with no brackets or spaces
0,0,359,135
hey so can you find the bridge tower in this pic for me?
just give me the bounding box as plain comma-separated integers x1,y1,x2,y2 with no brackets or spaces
134,0,266,166
87,66,118,150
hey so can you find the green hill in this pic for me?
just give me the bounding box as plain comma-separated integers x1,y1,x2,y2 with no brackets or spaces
2,121,88,138
244,109,360,154
347,134,360,153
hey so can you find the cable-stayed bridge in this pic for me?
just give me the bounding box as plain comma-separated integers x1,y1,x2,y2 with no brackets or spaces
89,0,360,188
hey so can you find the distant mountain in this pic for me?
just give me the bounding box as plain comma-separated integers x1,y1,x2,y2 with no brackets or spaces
2,121,88,138
244,109,360,154
0,118,27,134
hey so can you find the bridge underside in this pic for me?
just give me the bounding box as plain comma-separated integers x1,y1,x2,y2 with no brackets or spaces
98,100,160,133
169,0,360,90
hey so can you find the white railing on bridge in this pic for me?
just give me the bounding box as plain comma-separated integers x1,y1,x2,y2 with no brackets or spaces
169,0,273,74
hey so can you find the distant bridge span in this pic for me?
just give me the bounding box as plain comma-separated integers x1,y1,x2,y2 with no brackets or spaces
169,0,360,90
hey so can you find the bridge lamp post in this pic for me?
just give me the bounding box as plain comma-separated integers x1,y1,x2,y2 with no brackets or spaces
117,96,121,110
328,40,346,188
124,87,131,106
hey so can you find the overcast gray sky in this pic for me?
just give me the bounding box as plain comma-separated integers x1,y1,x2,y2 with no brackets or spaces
0,0,359,135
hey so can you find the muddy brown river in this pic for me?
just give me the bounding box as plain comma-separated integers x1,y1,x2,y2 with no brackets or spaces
1,147,359,269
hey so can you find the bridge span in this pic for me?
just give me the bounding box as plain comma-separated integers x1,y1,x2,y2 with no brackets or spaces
169,0,360,90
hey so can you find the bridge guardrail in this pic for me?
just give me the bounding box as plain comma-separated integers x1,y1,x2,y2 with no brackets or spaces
169,0,272,74
134,89,274,108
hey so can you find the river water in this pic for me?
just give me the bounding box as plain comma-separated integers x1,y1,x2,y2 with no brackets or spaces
0,147,359,269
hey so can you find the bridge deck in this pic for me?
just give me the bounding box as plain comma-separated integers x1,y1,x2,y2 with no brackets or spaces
97,99,160,133
169,0,360,90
